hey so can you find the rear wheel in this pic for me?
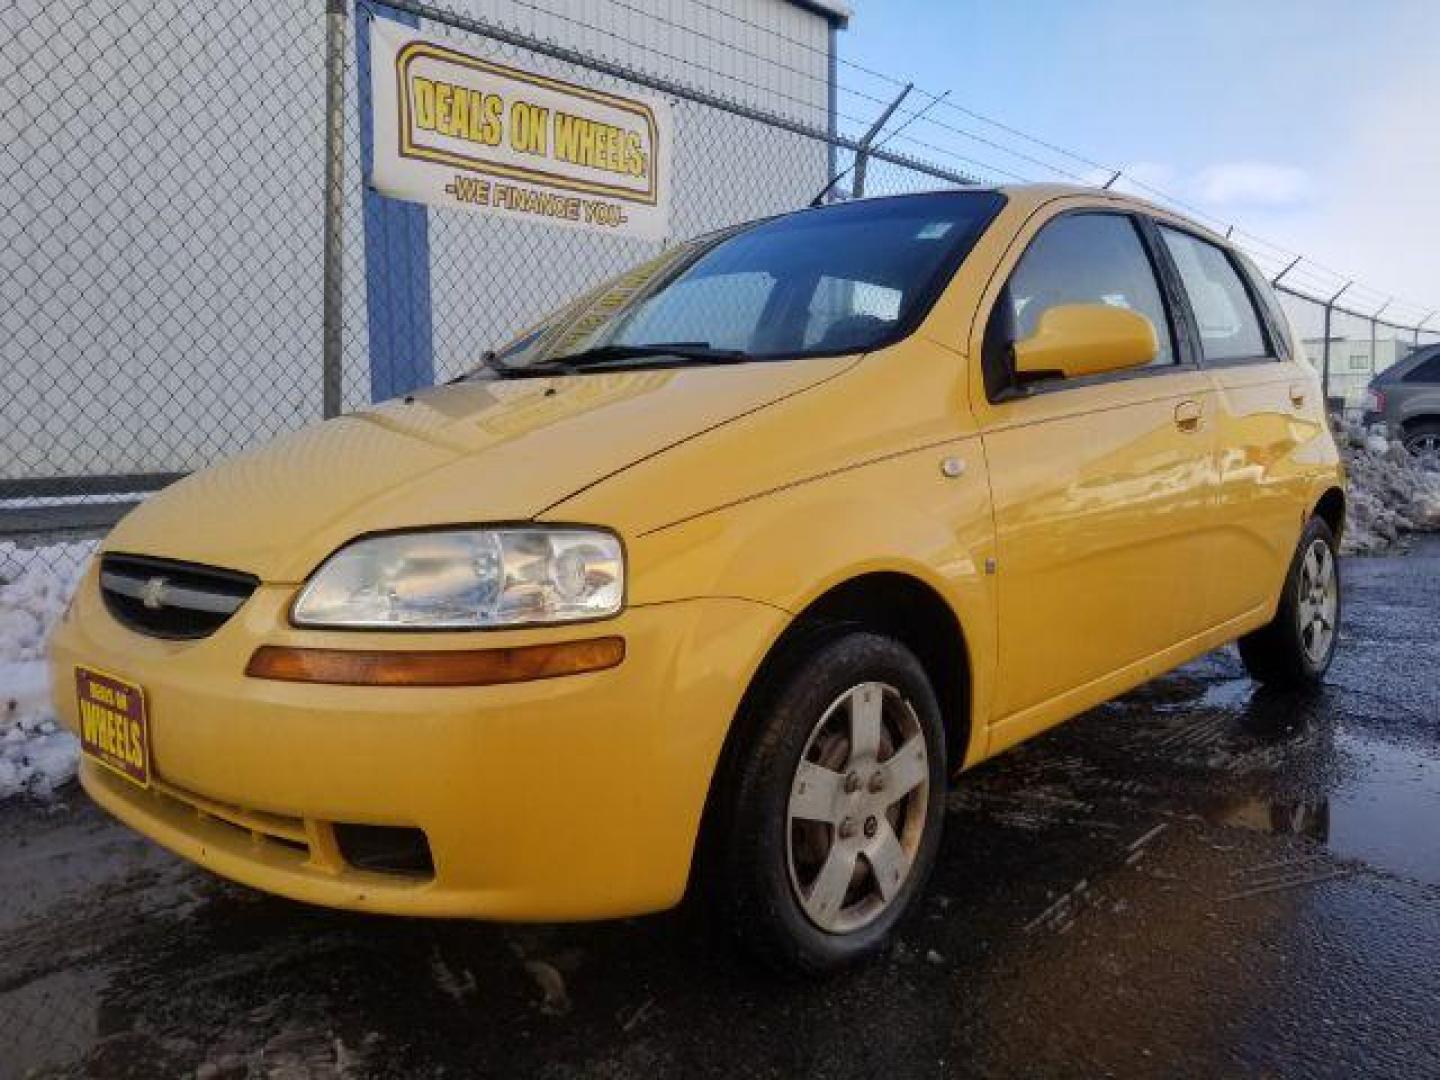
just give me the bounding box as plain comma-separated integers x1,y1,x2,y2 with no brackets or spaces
1402,420,1440,465
1238,517,1341,687
709,632,947,974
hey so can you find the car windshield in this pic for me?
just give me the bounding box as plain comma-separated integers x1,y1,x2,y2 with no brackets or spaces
476,190,1006,375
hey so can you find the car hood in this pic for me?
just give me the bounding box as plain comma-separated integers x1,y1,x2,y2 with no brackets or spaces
103,358,857,582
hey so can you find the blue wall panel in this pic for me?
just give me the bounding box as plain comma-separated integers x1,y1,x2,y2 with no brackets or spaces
355,2,434,402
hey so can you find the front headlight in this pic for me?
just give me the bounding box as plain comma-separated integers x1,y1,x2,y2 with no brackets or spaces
292,528,624,629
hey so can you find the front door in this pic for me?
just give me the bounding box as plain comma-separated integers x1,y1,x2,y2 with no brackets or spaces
969,207,1218,741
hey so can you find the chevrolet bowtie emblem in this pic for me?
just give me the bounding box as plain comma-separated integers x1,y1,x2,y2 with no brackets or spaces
140,576,170,610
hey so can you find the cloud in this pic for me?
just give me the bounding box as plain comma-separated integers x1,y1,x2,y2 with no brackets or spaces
1195,162,1312,208
1234,65,1440,321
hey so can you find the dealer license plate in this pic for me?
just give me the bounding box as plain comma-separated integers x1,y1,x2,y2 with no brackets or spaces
75,666,150,788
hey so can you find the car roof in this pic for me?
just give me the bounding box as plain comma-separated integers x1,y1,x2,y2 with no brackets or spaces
809,183,1231,248
1376,343,1440,383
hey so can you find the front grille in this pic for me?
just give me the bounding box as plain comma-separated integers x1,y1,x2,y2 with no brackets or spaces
100,553,258,639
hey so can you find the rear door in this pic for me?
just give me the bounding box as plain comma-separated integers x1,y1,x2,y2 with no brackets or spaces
969,205,1219,738
1153,224,1318,626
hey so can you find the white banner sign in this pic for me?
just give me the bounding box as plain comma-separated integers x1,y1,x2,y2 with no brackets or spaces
368,19,672,241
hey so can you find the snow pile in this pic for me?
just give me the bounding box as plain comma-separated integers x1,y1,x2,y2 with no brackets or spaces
1341,433,1440,555
0,540,95,800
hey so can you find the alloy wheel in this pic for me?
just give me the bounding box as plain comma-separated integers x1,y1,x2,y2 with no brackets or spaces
1296,538,1338,665
1405,432,1440,467
786,681,930,934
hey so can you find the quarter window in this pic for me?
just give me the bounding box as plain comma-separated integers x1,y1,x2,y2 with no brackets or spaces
1004,213,1175,370
1159,227,1269,362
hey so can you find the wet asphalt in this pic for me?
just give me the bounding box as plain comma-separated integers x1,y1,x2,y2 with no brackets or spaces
2,537,1438,1079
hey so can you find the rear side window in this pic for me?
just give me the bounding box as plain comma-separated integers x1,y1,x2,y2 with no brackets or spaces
1234,252,1292,359
1004,213,1175,368
1159,227,1269,362
1407,353,1440,383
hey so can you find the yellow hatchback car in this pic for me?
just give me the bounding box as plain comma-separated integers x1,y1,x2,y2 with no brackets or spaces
51,185,1344,972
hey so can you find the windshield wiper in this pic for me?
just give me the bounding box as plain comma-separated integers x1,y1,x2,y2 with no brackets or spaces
448,349,572,381
547,342,749,368
458,342,749,380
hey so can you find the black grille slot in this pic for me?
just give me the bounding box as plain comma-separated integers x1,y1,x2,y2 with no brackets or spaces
99,554,258,640
334,824,435,877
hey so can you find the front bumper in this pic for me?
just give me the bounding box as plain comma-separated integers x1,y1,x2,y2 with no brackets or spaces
51,563,785,920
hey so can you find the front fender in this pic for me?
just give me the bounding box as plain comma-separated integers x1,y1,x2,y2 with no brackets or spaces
623,435,998,754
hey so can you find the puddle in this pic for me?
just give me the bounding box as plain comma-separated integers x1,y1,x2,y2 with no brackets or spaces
1202,729,1440,886
1327,732,1440,886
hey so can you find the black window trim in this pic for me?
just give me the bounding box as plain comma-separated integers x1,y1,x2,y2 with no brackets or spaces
1148,219,1286,370
983,207,1197,404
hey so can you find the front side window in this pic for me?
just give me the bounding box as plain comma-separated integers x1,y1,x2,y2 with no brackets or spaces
1003,212,1176,370
1159,227,1269,362
481,191,1007,375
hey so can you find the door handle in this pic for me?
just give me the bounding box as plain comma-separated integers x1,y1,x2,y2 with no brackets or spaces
1174,399,1203,432
1289,383,1308,408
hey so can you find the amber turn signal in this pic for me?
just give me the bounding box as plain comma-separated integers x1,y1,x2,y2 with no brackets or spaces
245,636,625,687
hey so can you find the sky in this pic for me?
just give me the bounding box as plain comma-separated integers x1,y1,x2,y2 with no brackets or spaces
838,0,1440,323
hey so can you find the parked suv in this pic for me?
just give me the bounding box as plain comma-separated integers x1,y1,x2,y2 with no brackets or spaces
51,185,1345,973
1364,344,1440,459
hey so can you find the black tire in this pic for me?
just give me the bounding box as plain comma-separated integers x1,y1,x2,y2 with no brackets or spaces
708,631,947,975
1402,420,1440,460
1238,517,1341,687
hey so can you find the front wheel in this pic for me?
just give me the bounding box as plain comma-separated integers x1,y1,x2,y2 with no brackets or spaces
1238,517,1341,687
709,632,947,974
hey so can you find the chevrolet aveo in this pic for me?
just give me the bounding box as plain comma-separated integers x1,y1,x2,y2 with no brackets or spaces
52,185,1345,972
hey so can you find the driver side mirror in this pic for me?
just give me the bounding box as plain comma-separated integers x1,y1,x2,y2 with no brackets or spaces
1012,303,1159,383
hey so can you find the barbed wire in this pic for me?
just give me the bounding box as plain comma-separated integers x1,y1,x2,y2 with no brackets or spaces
400,0,1434,328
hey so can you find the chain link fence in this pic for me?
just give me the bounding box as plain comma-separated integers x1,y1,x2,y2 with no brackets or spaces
0,0,971,586
1272,286,1439,421
2,0,1438,592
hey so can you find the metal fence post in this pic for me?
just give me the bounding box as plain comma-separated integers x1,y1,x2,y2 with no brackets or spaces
321,0,347,419
1271,255,1302,288
1321,302,1332,400
1369,299,1390,381
1320,280,1352,406
851,83,911,199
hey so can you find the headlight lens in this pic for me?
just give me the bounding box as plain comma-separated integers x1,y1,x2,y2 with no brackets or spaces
292,528,624,629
